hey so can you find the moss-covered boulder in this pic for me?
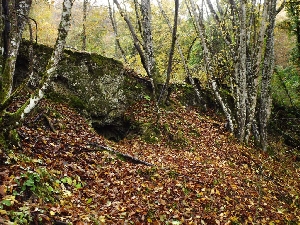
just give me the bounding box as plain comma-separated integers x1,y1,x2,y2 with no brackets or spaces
16,40,149,133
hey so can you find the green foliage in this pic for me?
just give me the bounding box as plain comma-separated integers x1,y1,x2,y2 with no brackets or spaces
272,66,300,107
15,168,59,203
9,206,33,225
143,95,151,101
284,0,300,64
60,175,84,189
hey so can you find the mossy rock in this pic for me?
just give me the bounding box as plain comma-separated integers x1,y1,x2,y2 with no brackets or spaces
15,40,154,133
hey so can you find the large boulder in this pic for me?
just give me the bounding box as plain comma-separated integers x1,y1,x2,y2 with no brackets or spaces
16,40,150,140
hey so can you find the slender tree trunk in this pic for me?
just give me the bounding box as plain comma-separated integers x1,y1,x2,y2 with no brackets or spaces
157,0,204,107
157,0,179,105
0,0,32,103
244,1,269,144
140,0,157,97
140,0,154,75
188,0,234,132
20,0,74,119
236,0,247,142
82,0,88,51
113,0,157,98
0,0,73,147
108,0,127,63
187,0,281,150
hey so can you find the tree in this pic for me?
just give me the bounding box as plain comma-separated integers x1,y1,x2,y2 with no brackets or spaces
113,0,158,98
82,0,89,51
285,0,300,64
186,0,285,150
0,0,74,147
108,0,128,62
156,0,179,104
156,0,203,106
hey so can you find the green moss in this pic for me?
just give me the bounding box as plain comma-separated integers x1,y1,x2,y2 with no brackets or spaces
68,95,87,109
90,53,123,71
140,123,161,143
46,92,65,103
0,57,16,102
8,129,20,147
46,91,86,110
0,128,20,150
0,133,7,150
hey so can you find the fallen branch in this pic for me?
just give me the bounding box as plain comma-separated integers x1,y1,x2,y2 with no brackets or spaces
86,142,154,166
85,142,204,184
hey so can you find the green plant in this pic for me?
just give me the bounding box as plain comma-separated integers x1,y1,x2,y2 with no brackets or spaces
272,66,300,108
9,206,32,225
15,168,59,203
60,175,84,189
140,123,161,143
144,95,151,101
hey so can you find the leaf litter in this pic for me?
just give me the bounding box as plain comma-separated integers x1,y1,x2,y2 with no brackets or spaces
0,94,299,224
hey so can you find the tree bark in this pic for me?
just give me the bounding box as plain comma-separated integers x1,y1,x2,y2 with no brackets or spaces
0,0,32,103
187,0,234,132
186,0,280,150
113,0,157,98
259,0,277,151
235,0,247,142
108,0,127,63
82,0,88,51
244,0,269,144
157,0,179,105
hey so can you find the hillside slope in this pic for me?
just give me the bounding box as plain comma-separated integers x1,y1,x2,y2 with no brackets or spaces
0,92,299,225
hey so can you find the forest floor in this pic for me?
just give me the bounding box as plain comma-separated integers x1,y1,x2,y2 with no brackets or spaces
0,91,300,225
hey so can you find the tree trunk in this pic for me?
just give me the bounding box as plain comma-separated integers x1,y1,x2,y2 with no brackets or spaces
0,0,74,142
157,0,179,105
113,0,157,98
259,0,277,151
244,1,269,144
82,0,88,51
186,0,282,150
187,0,234,132
236,0,247,142
0,0,32,103
20,0,74,119
140,0,157,98
108,0,127,63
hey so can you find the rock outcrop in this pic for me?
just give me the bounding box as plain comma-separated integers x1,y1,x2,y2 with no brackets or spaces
16,40,150,140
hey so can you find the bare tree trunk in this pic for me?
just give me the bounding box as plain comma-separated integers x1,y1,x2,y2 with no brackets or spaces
113,0,157,98
108,0,127,63
259,0,277,151
140,0,157,97
20,0,74,119
244,1,269,144
0,0,32,103
157,0,179,105
187,0,282,150
0,0,74,146
188,0,234,132
236,0,247,142
82,0,88,51
157,0,204,107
